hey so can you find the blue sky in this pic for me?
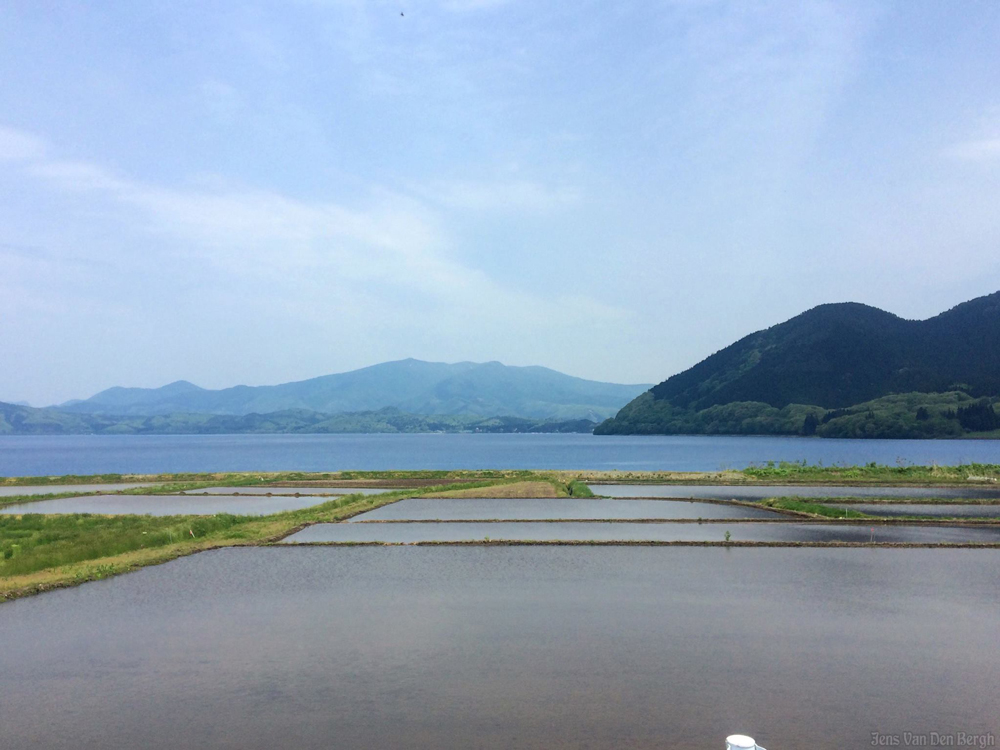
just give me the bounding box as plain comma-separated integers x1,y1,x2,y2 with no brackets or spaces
2,0,999,405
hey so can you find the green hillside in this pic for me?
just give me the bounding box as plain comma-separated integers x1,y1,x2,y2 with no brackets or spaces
597,292,1000,439
0,402,595,436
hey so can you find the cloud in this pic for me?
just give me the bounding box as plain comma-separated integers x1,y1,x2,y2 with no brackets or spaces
0,126,46,162
6,124,628,349
28,160,130,191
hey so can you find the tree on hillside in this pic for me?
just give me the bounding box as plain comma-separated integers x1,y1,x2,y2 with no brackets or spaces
957,401,1000,432
802,413,819,436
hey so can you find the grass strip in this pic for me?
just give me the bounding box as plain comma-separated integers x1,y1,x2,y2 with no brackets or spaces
576,463,1000,486
757,497,874,519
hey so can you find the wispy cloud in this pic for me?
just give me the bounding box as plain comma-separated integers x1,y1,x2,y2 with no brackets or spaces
5,123,628,354
0,126,46,161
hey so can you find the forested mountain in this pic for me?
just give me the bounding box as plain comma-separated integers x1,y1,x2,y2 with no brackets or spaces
597,292,1000,438
58,359,650,422
0,401,596,436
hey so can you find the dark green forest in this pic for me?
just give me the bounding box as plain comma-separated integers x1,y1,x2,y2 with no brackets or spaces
598,291,1000,439
595,391,1000,439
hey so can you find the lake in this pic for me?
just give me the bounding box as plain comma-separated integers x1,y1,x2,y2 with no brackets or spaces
1,546,996,749
2,433,999,476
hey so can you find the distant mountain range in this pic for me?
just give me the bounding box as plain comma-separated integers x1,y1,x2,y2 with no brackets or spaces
597,291,1000,439
56,359,650,422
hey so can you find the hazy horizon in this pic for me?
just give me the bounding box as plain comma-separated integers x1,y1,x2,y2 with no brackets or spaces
3,1,1000,405
31,357,654,409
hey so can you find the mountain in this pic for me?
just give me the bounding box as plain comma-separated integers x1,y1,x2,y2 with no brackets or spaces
0,401,596,436
57,359,651,422
597,291,1000,437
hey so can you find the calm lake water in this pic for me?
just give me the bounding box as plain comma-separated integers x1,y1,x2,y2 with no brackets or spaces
2,433,999,476
1,546,997,749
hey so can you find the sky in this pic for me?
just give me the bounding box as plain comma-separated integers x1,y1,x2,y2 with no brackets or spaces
2,0,999,406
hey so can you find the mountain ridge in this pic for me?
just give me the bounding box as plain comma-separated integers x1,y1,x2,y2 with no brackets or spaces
59,359,651,422
598,291,1000,437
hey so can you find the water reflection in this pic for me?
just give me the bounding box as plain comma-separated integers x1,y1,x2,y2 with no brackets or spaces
0,482,157,497
593,484,1000,500
0,494,332,516
184,486,391,496
351,497,781,522
829,503,1000,518
284,520,1000,544
0,547,996,750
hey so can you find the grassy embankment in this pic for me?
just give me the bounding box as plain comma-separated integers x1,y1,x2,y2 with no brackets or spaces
580,461,1000,486
0,471,576,601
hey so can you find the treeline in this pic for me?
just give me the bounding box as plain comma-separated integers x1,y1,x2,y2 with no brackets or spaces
595,391,1000,439
0,402,596,436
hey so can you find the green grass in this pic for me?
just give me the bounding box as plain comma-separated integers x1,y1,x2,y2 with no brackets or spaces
742,461,1000,484
567,480,595,497
757,497,874,519
759,496,999,521
0,513,251,576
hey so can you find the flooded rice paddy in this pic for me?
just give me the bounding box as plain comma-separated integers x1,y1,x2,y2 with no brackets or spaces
182,486,391,496
1,546,998,750
0,493,332,516
0,482,157,497
284,520,1000,544
350,497,782,521
591,483,1000,500
828,503,1000,518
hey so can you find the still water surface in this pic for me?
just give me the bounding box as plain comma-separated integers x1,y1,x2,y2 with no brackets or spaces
0,547,996,750
350,497,782,521
284,520,1000,544
0,482,156,497
0,494,332,516
829,503,1000,518
3,433,1000,475
594,484,1000,499
184,486,390,496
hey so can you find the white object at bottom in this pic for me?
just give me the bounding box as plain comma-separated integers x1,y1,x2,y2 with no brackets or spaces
727,735,767,750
